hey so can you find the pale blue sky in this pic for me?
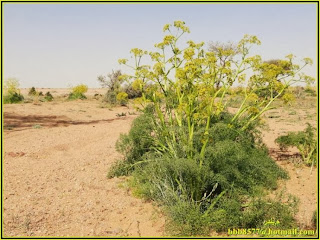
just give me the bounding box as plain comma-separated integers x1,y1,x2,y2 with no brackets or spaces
3,3,317,88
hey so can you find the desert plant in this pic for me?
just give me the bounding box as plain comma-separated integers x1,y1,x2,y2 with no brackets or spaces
103,90,117,106
44,92,54,101
3,78,24,104
123,83,142,99
97,70,122,91
98,70,132,107
108,21,313,235
28,87,37,96
275,124,317,167
304,85,317,96
4,92,24,104
118,21,313,161
68,84,88,100
72,84,88,94
110,112,291,235
4,78,20,95
116,92,128,106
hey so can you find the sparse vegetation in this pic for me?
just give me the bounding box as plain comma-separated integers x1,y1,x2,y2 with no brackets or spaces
28,87,37,96
103,90,117,106
116,92,128,106
3,78,24,104
44,92,54,101
123,84,142,99
98,70,122,91
312,210,318,229
68,84,88,100
98,69,143,107
304,85,317,97
116,112,127,117
275,124,317,167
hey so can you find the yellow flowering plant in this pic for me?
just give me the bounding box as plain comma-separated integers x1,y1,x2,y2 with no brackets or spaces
119,21,314,162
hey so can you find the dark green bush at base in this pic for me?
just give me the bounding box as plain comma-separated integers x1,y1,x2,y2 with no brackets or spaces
4,92,24,104
108,112,295,236
28,87,37,96
44,92,54,101
68,92,87,100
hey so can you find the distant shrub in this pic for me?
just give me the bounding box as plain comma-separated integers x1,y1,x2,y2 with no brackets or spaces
116,92,128,106
4,92,24,104
103,90,117,106
44,92,54,101
28,87,37,96
68,92,87,100
72,84,88,94
4,78,20,95
3,78,24,104
304,86,317,96
291,86,305,98
275,124,317,167
123,84,142,99
94,93,102,100
68,84,88,100
97,70,122,91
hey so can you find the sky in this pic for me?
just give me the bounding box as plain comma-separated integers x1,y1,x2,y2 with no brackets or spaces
3,3,318,88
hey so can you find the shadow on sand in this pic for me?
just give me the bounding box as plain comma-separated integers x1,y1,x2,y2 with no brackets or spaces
3,112,127,132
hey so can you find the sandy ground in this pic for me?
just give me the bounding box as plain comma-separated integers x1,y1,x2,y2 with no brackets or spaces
2,92,318,237
3,100,165,237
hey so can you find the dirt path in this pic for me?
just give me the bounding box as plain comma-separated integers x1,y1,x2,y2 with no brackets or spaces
3,101,165,237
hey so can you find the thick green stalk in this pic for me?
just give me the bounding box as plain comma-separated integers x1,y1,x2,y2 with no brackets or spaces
231,94,250,122
199,87,223,166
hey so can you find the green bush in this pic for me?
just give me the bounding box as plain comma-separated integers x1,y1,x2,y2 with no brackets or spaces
68,84,88,100
117,112,154,162
28,87,37,96
116,92,129,106
110,112,293,235
4,92,24,104
44,92,54,101
68,92,87,100
72,84,88,94
4,78,20,95
103,90,117,106
304,87,317,96
3,78,24,104
165,200,213,236
275,124,317,166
